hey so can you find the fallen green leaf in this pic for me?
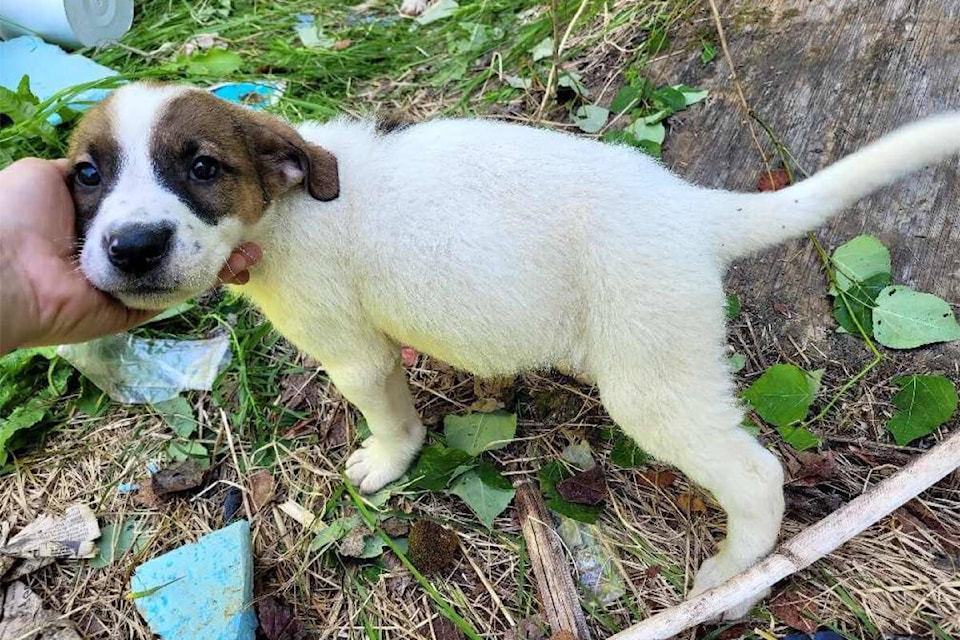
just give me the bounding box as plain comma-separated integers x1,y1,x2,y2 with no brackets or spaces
444,411,516,456
153,397,198,438
727,352,747,373
833,272,890,337
184,49,242,76
831,235,891,293
408,444,473,490
449,467,515,528
90,517,145,569
775,425,821,451
573,105,609,134
609,432,651,469
886,375,958,446
672,85,708,106
873,286,960,349
530,36,554,61
742,364,819,429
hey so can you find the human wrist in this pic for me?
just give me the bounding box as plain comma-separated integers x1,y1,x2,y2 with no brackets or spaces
0,229,39,354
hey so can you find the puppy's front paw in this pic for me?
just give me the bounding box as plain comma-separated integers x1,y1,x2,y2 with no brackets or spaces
346,428,424,493
399,0,428,16
689,554,767,621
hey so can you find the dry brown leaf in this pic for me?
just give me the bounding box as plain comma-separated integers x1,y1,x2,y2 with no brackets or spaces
757,167,791,191
556,466,607,505
787,451,837,487
249,470,276,513
258,595,306,640
675,492,707,514
639,469,677,490
768,587,818,634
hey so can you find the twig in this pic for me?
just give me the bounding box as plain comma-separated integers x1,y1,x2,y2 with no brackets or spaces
608,429,960,640
705,0,772,179
514,481,591,639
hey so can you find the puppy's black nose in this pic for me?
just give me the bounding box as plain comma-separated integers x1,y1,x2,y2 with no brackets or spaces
105,224,174,275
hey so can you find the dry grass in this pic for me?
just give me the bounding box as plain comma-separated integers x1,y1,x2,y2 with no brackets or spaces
2,0,958,639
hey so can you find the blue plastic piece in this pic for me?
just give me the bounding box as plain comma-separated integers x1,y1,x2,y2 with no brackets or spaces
130,520,257,640
812,632,844,640
0,36,118,125
209,82,285,111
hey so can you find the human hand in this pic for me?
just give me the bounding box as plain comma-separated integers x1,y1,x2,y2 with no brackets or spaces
0,158,261,353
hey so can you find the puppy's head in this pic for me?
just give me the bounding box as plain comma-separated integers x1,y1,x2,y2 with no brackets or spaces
68,82,338,310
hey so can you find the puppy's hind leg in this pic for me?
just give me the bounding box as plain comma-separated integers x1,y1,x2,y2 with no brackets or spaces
597,362,784,620
325,335,426,494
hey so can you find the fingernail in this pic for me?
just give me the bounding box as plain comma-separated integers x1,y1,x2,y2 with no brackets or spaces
227,253,246,273
234,271,250,285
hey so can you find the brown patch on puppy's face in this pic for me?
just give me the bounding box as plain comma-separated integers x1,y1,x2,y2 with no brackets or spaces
67,83,339,311
151,90,339,226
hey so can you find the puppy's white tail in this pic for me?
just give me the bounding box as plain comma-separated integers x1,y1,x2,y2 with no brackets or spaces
714,112,960,261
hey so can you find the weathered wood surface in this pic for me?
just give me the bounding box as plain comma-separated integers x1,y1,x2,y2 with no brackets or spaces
514,481,591,640
651,0,959,363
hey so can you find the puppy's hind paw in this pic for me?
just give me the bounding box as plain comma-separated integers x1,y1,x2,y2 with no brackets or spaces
399,0,428,16
689,553,767,622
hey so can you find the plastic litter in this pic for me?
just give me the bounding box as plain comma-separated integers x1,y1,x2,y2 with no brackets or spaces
0,0,133,49
556,515,626,605
209,81,286,111
57,333,231,404
0,36,119,125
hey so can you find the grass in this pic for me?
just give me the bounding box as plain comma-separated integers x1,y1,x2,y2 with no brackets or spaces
1,0,959,638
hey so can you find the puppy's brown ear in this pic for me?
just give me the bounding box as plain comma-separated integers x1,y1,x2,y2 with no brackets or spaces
244,113,339,202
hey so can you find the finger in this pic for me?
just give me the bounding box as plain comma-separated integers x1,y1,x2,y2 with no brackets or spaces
217,243,262,285
235,242,262,268
51,159,71,176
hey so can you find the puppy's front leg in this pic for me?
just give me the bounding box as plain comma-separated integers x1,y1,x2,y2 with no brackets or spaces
327,353,426,493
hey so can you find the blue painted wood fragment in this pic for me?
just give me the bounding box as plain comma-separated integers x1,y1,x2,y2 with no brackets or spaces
131,520,257,640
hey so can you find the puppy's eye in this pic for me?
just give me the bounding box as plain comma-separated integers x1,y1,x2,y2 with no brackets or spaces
190,156,220,181
75,162,101,187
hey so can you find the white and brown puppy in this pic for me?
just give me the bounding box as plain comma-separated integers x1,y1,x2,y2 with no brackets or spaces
68,82,960,619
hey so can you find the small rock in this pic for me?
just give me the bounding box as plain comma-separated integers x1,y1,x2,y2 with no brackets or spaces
151,459,205,497
130,520,256,640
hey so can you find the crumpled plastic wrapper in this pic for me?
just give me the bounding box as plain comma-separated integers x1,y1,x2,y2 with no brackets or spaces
58,333,231,404
556,516,626,605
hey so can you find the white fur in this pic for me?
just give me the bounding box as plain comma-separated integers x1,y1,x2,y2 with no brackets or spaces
81,84,960,620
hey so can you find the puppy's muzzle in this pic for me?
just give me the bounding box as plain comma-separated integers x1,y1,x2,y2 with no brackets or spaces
104,223,174,276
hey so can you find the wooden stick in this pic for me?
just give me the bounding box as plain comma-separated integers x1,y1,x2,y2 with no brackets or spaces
515,481,592,639
609,429,960,640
